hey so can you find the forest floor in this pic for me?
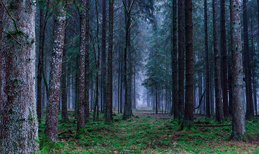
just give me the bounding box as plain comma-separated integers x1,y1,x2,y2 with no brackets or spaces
39,110,259,153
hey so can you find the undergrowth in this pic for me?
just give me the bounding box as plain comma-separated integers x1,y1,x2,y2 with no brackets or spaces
39,110,259,153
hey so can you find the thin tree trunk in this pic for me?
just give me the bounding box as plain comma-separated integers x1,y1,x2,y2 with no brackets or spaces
228,1,233,116
204,0,210,118
220,0,229,118
77,0,87,130
230,0,247,140
101,0,107,116
213,0,224,122
172,0,178,120
243,0,253,118
45,2,66,142
106,0,114,122
85,0,90,120
178,0,184,121
184,0,194,125
0,0,38,152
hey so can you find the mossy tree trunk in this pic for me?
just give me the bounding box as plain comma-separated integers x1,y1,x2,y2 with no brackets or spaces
0,0,38,153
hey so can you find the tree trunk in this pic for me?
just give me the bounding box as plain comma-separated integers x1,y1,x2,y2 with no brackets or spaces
230,0,247,141
220,0,229,119
204,0,210,118
184,0,194,125
172,0,178,120
178,0,185,121
101,0,107,116
106,0,114,123
77,0,87,131
45,2,66,142
0,0,38,152
85,0,90,120
213,0,224,122
228,1,233,116
243,0,253,118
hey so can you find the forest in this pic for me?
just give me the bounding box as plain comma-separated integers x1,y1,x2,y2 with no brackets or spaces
0,0,259,153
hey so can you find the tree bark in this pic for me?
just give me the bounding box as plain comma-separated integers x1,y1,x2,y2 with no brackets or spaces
184,0,194,125
213,0,224,122
77,0,87,130
230,0,247,140
106,0,114,123
101,0,107,116
45,2,66,142
0,0,38,152
172,0,178,120
85,0,90,120
204,0,210,118
178,0,184,121
243,0,253,118
220,0,229,118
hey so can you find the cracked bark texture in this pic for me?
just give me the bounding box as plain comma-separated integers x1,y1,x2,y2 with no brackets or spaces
85,0,90,120
45,1,66,142
230,0,246,140
0,0,38,153
77,0,87,130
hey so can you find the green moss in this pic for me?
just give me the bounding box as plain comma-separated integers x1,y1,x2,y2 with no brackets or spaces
75,127,88,139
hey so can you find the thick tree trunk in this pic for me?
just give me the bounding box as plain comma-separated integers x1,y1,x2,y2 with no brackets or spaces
172,0,178,120
243,0,253,118
85,0,90,120
184,0,194,125
213,0,224,122
230,0,247,141
228,1,233,116
45,2,66,142
106,0,114,123
77,0,87,130
0,0,38,152
101,0,107,116
220,0,229,118
204,0,210,118
178,0,184,121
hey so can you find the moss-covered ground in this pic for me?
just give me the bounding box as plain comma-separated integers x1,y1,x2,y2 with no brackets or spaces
39,110,259,153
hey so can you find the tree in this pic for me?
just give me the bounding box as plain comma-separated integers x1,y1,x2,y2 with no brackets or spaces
230,0,247,140
106,0,114,123
101,0,107,116
184,0,194,125
220,0,229,118
45,1,66,142
0,0,38,152
172,0,178,119
77,0,87,131
62,19,68,121
85,0,90,120
178,0,184,120
204,0,210,118
243,0,253,118
213,0,224,122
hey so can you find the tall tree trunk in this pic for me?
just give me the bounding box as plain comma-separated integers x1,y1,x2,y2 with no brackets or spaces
213,0,224,122
62,17,68,122
204,0,210,118
85,0,90,120
220,0,229,118
243,0,253,118
172,0,178,120
106,0,114,123
37,2,44,124
228,1,233,116
77,0,87,131
101,0,107,116
184,0,194,125
45,2,66,142
230,0,247,140
178,0,185,121
0,0,38,152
